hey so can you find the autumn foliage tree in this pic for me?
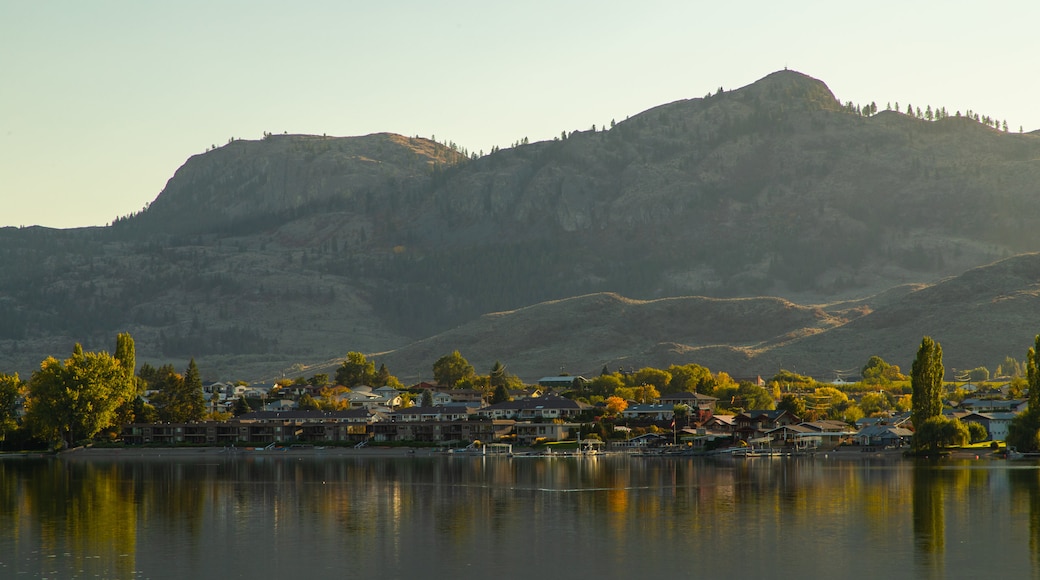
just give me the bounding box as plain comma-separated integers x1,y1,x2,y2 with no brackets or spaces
604,396,628,416
26,336,138,448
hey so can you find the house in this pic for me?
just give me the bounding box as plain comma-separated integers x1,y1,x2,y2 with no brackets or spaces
264,398,298,412
734,410,800,441
443,388,485,404
764,423,817,444
416,389,454,406
703,414,737,434
388,405,474,423
537,376,586,389
123,409,382,445
609,433,668,449
508,387,543,400
514,422,576,445
959,412,1017,441
372,419,513,444
855,424,913,448
621,404,674,421
958,398,1028,414
477,394,584,420
659,392,718,414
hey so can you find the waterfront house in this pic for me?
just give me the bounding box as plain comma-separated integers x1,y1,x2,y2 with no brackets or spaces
854,424,913,448
959,411,1017,441
734,410,800,441
658,392,718,414
538,376,587,389
477,394,584,420
609,433,668,449
372,419,513,444
514,421,576,445
621,404,675,421
388,405,475,423
958,398,1028,414
703,414,737,434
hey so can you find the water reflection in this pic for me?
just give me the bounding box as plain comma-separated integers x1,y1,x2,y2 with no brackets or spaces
1,455,1038,579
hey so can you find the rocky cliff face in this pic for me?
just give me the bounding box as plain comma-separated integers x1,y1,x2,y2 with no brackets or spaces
3,70,1040,380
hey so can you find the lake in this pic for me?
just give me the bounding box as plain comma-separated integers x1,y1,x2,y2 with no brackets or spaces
2,451,1039,579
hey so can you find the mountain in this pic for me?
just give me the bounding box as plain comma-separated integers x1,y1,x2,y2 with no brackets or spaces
2,70,1040,381
370,253,1040,381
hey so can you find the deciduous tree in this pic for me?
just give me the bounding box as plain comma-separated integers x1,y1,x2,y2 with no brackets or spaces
0,373,23,444
432,351,475,388
911,337,944,437
604,396,628,416
26,338,137,448
336,352,376,388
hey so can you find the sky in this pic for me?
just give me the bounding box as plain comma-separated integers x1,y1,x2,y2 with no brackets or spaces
3,1,1039,229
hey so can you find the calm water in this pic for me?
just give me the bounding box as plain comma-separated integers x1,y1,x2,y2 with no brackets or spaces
2,452,1039,579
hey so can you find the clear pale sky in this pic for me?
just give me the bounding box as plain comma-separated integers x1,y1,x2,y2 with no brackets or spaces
3,1,1038,229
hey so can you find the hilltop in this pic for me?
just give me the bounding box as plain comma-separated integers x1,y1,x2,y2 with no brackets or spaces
2,69,1040,380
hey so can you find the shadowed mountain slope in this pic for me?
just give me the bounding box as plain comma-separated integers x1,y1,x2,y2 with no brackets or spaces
2,70,1040,380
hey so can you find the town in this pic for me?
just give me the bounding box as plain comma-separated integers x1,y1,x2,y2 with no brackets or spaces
5,335,1039,457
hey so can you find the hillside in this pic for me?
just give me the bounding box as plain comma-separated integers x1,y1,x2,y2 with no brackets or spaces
2,69,1040,380
370,254,1040,382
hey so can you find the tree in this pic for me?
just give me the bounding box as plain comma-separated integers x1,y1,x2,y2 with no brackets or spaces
667,364,712,393
736,382,776,411
489,361,522,391
862,355,905,383
604,396,628,416
632,384,661,404
150,360,205,423
432,351,475,388
336,352,376,388
862,355,891,383
308,373,329,388
911,337,945,437
26,338,137,448
297,394,320,411
967,367,990,382
588,374,623,396
182,358,205,421
1008,335,1040,451
420,389,434,408
233,396,253,416
491,384,511,404
966,421,988,443
859,392,892,416
372,364,392,388
628,367,671,391
914,416,968,451
0,373,23,444
776,393,806,418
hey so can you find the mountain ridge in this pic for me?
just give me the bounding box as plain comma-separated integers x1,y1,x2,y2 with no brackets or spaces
2,69,1040,381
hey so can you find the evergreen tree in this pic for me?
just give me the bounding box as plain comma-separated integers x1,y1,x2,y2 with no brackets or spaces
373,364,392,388
182,358,205,421
491,384,511,404
421,389,434,407
233,396,253,416
911,336,944,445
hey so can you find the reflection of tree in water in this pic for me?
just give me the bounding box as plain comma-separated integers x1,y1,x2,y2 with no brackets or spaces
13,459,138,578
1008,468,1040,578
912,464,945,578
